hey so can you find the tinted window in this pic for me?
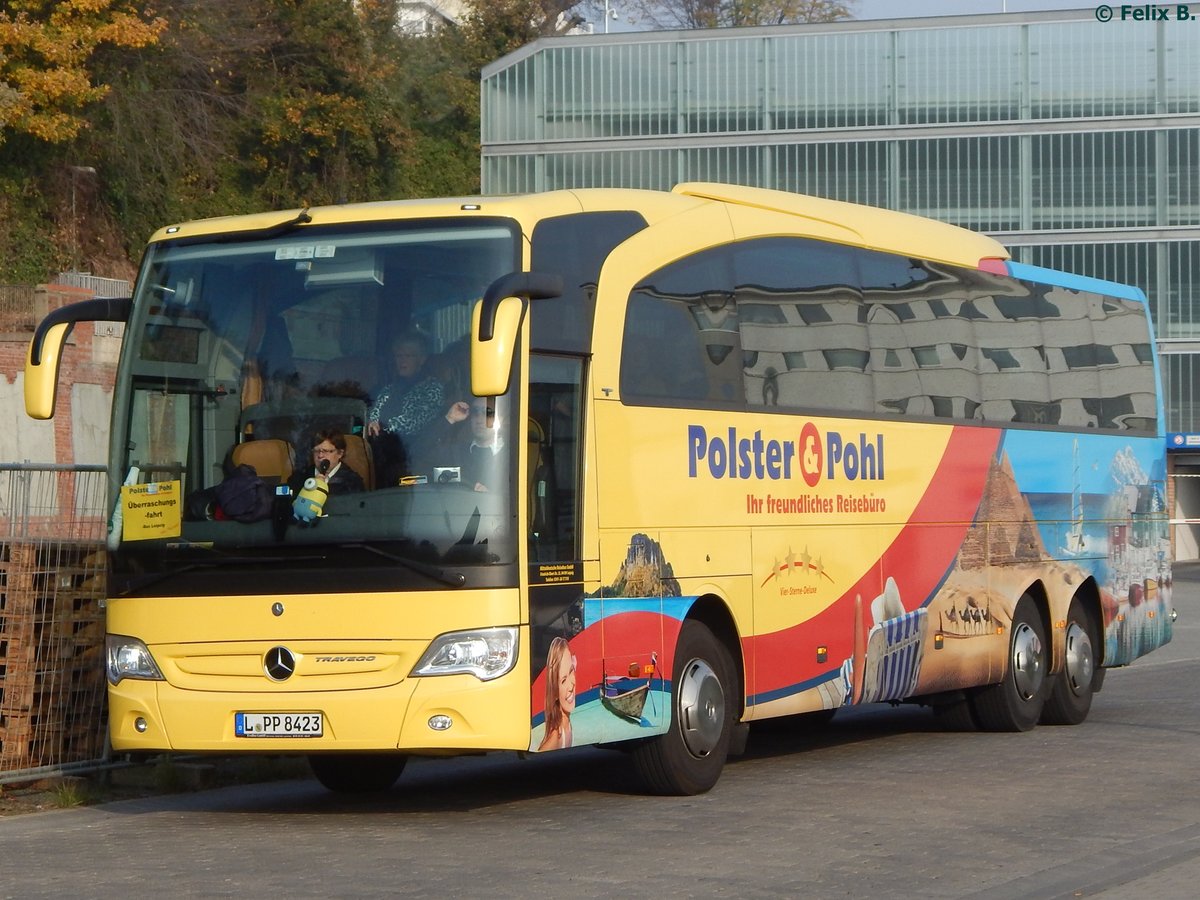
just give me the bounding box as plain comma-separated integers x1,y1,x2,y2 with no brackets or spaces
619,236,1157,433
735,238,867,413
860,250,980,421
621,245,741,405
531,211,647,354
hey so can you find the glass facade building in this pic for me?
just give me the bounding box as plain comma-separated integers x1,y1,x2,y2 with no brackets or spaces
481,9,1200,423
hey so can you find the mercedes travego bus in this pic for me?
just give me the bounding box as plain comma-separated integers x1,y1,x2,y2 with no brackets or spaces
25,184,1175,795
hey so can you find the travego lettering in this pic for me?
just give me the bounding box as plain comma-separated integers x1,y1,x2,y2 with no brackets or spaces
688,424,885,485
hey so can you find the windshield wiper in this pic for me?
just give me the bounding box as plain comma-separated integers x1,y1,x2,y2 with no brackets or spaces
345,544,466,588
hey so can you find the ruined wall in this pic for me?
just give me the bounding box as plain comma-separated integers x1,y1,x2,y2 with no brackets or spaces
0,284,121,466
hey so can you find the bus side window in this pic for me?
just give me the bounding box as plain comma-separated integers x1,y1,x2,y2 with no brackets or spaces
621,292,710,401
736,237,863,414
621,244,744,407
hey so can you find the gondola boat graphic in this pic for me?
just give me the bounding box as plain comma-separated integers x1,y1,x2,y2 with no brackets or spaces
599,653,657,723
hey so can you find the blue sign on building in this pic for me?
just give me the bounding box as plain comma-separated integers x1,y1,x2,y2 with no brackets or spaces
1168,433,1200,451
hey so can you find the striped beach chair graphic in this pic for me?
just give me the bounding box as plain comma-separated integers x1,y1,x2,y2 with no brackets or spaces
840,581,929,706
858,608,928,703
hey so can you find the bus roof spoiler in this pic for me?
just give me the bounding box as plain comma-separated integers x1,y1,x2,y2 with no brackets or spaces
477,272,563,342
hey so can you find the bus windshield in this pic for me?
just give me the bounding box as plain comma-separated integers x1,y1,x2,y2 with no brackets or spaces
110,217,522,597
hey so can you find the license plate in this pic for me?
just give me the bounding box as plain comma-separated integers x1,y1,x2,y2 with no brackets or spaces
235,712,323,738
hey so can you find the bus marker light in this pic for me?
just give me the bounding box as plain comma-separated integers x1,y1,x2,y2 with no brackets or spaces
934,633,945,650
816,646,828,663
428,715,453,731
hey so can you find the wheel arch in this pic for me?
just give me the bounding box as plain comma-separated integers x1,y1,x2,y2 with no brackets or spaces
1019,579,1052,638
684,592,745,719
1065,576,1105,666
1033,574,1104,673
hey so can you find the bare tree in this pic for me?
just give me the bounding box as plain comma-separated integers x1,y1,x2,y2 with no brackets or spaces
624,0,854,30
461,0,595,36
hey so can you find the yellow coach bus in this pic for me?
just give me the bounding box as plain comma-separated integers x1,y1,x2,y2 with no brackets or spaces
26,183,1174,795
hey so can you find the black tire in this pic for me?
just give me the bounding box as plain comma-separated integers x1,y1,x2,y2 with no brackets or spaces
632,620,737,795
1041,597,1100,726
308,753,407,793
971,595,1048,732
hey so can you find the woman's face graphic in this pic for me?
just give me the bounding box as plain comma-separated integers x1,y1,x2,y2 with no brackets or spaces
558,653,577,715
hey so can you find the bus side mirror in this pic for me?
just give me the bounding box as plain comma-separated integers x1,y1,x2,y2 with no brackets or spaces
25,321,72,419
472,296,525,397
471,273,562,397
25,296,132,419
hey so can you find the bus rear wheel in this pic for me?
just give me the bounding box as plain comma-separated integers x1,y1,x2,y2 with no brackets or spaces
308,753,407,793
1041,598,1099,725
632,620,736,796
971,596,1048,732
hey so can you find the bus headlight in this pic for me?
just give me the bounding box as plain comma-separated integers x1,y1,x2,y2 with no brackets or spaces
106,635,165,685
411,627,518,681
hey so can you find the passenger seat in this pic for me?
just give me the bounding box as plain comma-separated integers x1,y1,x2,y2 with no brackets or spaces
231,439,295,485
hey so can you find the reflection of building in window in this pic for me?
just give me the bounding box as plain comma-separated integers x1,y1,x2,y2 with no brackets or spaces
621,293,712,401
741,291,869,413
621,245,744,405
621,235,1157,433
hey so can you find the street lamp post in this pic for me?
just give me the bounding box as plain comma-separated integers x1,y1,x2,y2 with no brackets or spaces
604,0,618,33
67,165,96,274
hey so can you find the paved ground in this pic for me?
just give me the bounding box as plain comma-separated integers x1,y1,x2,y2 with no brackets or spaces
0,755,311,817
0,564,1196,898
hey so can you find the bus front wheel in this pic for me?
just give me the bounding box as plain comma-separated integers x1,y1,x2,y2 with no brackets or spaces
308,753,407,793
971,596,1048,732
632,620,736,796
1041,597,1099,725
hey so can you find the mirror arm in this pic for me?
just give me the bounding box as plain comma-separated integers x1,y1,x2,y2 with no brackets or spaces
30,296,132,365
477,273,562,341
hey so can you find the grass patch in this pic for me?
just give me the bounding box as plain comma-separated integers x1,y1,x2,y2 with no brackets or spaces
52,779,92,808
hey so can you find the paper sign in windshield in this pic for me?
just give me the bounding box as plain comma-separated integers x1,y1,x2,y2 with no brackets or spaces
121,480,182,540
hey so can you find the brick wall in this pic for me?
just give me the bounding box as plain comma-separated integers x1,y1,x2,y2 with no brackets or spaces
1,285,120,465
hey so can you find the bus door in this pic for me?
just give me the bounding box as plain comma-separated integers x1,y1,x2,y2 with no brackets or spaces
527,354,587,750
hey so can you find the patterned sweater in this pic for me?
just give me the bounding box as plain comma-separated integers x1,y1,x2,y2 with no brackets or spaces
368,375,445,436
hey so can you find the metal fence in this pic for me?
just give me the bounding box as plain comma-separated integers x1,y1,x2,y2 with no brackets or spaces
0,284,37,333
54,272,131,297
0,464,110,783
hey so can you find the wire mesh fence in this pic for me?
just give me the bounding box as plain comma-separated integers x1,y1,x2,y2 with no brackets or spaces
0,284,38,333
0,464,110,782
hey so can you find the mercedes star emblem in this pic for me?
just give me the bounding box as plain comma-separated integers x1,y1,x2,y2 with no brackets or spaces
264,646,296,681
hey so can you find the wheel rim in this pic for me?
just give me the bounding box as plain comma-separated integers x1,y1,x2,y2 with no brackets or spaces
677,658,725,759
1011,621,1046,701
1063,621,1094,697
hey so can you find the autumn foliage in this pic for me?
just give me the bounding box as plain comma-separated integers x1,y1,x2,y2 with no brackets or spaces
0,0,164,144
0,1,849,283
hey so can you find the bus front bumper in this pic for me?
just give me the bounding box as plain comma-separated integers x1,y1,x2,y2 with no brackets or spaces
108,670,532,754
